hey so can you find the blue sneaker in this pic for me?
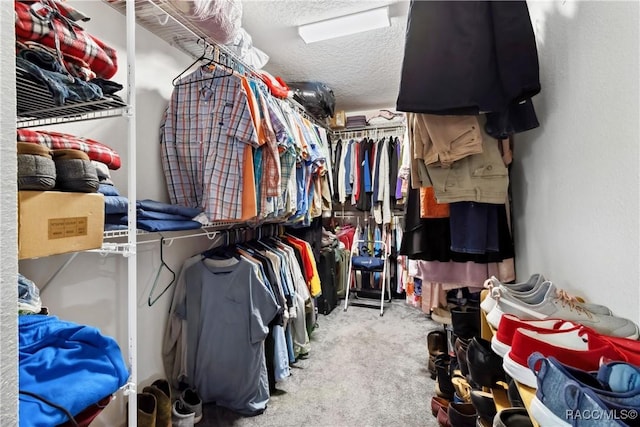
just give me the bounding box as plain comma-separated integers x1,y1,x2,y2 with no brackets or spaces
528,353,640,426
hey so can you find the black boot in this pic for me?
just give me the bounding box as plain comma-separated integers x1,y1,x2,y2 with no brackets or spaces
451,306,480,340
435,354,455,400
428,330,448,379
466,337,506,388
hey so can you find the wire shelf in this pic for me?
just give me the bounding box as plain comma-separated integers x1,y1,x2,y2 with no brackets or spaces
16,67,128,128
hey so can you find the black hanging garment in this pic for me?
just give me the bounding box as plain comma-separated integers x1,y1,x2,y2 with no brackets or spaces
356,138,374,211
396,1,540,138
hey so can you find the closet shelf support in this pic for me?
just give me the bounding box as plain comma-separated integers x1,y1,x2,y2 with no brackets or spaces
122,381,137,396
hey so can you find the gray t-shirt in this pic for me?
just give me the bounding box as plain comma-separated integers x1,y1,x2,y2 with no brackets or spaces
185,257,280,415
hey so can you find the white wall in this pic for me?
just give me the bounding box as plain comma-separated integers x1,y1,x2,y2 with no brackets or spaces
513,1,640,323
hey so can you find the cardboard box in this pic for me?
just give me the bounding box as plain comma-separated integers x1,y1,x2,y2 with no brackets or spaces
18,191,105,259
330,110,346,129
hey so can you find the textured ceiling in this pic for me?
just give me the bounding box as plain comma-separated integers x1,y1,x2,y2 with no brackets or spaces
241,0,410,112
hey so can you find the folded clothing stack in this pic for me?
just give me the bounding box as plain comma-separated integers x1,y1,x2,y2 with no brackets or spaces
100,183,204,232
346,115,367,128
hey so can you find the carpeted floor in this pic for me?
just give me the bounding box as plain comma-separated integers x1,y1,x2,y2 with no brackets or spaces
200,299,443,427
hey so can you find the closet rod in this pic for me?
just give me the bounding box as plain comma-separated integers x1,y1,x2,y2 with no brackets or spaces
138,229,220,246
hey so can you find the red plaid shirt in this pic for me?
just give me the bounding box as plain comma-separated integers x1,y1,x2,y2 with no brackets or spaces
17,129,121,170
15,0,118,79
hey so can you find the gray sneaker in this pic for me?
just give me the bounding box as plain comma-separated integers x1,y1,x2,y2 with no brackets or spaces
172,400,195,427
486,281,639,339
482,275,612,316
179,388,203,424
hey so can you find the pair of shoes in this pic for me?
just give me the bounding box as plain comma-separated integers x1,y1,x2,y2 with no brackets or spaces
140,379,172,427
483,278,638,339
466,337,506,389
447,402,476,427
172,400,195,426
17,142,56,190
17,143,99,193
178,388,203,424
435,354,456,401
506,379,525,408
429,330,448,379
470,390,496,426
528,353,640,427
452,376,472,403
451,306,480,340
481,274,609,315
454,337,472,379
136,393,157,427
491,313,579,357
495,315,640,388
437,405,451,427
492,408,533,427
431,396,450,418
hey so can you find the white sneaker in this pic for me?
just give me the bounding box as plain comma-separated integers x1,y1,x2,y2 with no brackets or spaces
179,388,203,424
172,400,195,427
485,281,639,339
482,275,612,315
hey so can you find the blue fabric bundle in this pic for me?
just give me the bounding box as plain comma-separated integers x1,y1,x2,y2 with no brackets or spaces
19,315,129,426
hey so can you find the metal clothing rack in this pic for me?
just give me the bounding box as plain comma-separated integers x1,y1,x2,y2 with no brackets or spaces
331,123,406,140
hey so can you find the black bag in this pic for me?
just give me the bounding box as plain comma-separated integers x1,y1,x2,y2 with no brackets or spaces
288,81,336,120
316,248,338,315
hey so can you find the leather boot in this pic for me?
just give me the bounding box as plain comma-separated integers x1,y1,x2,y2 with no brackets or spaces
447,402,477,427
466,337,506,388
435,354,455,400
136,392,157,427
142,379,171,427
454,336,471,378
428,330,448,379
451,306,480,340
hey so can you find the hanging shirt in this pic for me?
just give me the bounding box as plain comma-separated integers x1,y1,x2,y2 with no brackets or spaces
185,257,279,415
161,67,259,221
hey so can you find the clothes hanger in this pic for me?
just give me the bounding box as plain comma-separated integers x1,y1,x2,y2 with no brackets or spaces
171,39,235,87
147,237,176,307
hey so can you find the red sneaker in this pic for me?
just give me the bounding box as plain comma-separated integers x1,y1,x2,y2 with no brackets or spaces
503,328,623,388
491,313,580,357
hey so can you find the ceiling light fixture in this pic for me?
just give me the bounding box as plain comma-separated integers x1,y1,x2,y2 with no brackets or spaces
298,6,390,44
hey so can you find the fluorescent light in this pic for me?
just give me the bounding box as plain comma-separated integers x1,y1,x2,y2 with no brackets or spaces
298,6,390,44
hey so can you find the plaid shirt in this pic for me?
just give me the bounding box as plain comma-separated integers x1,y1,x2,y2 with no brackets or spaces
15,1,118,79
17,128,121,169
160,67,258,221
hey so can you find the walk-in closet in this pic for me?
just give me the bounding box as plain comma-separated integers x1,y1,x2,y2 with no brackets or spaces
2,1,639,426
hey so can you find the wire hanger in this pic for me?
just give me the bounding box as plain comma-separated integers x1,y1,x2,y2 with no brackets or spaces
172,39,234,86
148,237,177,307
